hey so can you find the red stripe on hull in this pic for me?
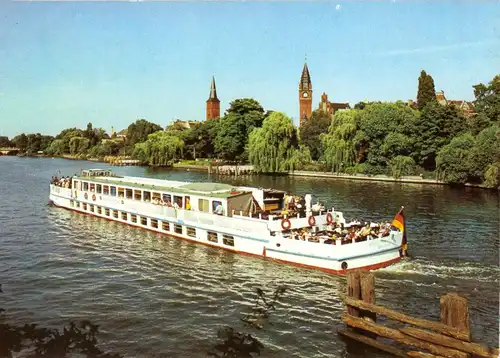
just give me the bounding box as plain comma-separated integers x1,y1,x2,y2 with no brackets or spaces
51,202,402,275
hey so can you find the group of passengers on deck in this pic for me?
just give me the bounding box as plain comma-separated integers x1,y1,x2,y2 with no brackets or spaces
288,221,392,244
51,176,72,189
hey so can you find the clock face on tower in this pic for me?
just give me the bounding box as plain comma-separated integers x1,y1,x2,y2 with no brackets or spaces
302,92,309,98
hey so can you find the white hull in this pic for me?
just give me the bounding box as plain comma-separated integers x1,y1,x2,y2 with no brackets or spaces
49,184,404,274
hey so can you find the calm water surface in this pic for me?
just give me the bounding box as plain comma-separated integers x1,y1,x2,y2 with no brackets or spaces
0,157,498,357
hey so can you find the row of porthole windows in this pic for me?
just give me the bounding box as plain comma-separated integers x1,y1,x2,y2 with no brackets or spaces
70,200,235,247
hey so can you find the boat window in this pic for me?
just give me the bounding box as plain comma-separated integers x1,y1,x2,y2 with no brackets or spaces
134,190,142,201
89,205,94,212
143,191,151,202
121,212,127,221
152,192,161,200
97,207,102,214
131,214,137,223
126,189,133,199
83,203,87,210
70,200,74,207
118,187,125,198
213,201,223,215
110,186,117,196
207,232,218,243
76,201,80,208
83,182,89,191
96,184,102,194
198,199,210,212
151,219,158,228
186,227,196,237
113,210,119,219
90,183,95,192
103,185,109,195
174,224,182,234
162,222,170,231
141,217,147,226
174,196,183,208
105,208,110,216
223,235,234,247
163,194,172,203
73,180,79,190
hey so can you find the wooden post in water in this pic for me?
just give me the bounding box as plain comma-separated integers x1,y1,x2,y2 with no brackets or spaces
360,271,376,322
346,271,361,317
440,293,471,354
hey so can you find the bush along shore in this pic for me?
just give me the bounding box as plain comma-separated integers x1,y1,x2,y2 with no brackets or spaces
2,73,499,190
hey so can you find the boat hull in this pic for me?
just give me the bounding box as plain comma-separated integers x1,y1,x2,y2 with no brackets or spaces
49,186,404,275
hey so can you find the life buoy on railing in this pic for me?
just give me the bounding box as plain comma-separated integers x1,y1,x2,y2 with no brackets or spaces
281,218,291,231
92,194,96,201
84,193,88,200
326,212,333,225
308,215,316,227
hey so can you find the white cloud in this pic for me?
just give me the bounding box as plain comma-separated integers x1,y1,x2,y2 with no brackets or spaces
335,4,341,10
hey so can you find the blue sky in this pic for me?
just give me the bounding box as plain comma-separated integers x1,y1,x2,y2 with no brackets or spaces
0,1,499,138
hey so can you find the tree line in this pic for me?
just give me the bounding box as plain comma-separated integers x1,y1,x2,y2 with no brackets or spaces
2,72,499,188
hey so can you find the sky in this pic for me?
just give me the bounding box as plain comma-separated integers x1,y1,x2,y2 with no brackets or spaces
0,0,499,138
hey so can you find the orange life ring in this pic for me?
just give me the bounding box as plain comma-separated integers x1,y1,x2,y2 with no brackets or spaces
84,193,88,200
92,194,96,201
308,215,316,226
281,218,291,231
326,212,333,225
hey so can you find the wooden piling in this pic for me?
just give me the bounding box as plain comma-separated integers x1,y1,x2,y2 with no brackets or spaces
440,293,471,342
347,271,362,317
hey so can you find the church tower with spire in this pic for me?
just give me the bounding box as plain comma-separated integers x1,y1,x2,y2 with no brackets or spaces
299,62,313,125
206,76,220,121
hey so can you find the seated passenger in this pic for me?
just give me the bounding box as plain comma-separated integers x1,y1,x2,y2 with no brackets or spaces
214,204,224,215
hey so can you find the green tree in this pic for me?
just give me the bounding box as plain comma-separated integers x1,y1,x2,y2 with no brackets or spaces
321,109,359,172
0,136,11,147
126,119,163,151
45,139,66,156
69,137,90,155
469,124,500,182
389,155,416,179
436,133,476,184
299,109,332,161
12,133,28,151
215,98,265,161
472,74,500,132
412,102,467,170
417,70,437,109
357,103,419,167
132,131,184,166
56,128,84,154
248,112,310,173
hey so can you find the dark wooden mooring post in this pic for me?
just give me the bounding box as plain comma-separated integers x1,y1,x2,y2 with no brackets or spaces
347,270,376,321
440,293,471,357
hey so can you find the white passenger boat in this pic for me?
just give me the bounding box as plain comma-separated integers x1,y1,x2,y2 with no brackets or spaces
49,169,408,274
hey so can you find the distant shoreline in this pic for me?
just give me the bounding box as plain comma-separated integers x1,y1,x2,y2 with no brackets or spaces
2,154,494,190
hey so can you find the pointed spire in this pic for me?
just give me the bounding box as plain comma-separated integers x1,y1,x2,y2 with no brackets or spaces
299,62,312,90
208,75,218,101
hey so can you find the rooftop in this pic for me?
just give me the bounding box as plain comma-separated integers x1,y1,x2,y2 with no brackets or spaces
76,175,247,199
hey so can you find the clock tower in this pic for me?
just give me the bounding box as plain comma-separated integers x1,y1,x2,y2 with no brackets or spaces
206,76,220,121
299,62,312,125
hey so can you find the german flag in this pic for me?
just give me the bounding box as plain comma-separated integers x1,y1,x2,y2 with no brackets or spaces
391,206,405,233
391,206,408,256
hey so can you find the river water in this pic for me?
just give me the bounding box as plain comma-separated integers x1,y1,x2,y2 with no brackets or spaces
0,157,498,357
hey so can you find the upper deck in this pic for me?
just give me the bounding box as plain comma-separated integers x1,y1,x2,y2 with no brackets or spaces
75,171,249,199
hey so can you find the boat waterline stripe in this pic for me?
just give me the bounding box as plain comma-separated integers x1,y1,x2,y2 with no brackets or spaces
266,245,399,262
50,193,268,243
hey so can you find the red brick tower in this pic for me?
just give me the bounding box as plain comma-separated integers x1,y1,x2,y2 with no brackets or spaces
299,63,312,126
206,76,220,120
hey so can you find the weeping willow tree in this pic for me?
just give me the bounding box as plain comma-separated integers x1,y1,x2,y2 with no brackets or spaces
320,110,359,173
132,131,184,166
389,155,416,179
248,112,310,173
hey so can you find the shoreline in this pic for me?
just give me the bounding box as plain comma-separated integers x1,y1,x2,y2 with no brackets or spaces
3,154,494,190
